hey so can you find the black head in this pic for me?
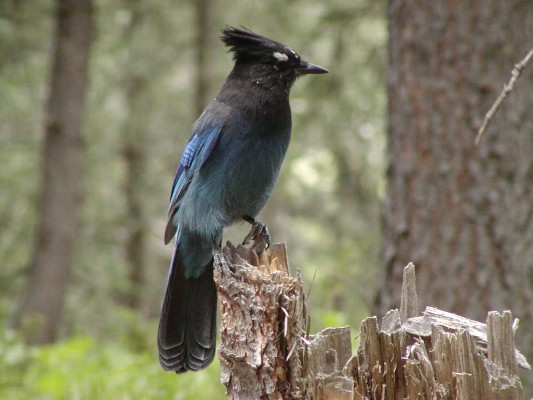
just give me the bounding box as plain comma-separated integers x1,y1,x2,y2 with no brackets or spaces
220,27,328,83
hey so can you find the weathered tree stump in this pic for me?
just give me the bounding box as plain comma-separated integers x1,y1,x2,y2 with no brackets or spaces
213,244,530,399
214,242,309,399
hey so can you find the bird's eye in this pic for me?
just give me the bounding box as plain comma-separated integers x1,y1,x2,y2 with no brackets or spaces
288,48,299,61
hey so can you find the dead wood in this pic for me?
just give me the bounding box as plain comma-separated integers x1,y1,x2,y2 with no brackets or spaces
214,244,529,399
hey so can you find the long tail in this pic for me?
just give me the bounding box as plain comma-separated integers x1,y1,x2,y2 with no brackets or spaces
157,234,217,373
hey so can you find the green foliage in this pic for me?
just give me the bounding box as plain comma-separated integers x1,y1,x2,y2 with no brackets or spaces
0,327,225,400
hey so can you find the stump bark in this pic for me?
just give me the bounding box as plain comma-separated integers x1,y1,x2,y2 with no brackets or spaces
214,244,530,399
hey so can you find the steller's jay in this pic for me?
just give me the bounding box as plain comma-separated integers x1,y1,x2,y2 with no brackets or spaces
158,27,328,373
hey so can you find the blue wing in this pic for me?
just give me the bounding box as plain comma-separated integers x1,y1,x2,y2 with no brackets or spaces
164,124,222,244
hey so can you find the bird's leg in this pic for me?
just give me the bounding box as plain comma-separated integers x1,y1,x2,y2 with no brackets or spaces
242,215,270,253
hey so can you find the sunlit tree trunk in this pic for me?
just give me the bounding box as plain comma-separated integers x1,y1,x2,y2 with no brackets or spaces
15,0,93,343
377,0,533,389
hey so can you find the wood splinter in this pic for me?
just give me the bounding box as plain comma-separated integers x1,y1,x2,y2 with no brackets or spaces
214,247,529,399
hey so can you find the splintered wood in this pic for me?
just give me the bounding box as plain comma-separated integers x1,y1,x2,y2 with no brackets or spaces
214,242,307,400
214,242,351,399
214,247,529,399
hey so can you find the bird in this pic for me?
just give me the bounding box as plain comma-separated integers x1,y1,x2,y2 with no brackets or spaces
158,26,328,373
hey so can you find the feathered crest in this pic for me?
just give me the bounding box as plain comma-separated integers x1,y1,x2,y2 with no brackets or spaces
220,27,298,63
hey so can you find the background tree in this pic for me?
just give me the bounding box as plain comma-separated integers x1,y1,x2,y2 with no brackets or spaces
376,0,533,389
13,0,93,344
119,0,151,311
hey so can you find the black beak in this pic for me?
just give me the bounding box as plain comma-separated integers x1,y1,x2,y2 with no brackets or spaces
297,60,329,75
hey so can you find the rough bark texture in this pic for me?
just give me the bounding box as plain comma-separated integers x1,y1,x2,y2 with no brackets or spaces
214,243,306,399
215,243,358,399
215,247,529,399
15,0,93,343
379,0,533,390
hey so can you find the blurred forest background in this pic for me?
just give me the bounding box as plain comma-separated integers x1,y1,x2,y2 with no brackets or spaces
1,0,532,398
1,0,385,398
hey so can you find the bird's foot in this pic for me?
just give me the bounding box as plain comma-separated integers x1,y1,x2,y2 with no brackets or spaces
242,218,270,254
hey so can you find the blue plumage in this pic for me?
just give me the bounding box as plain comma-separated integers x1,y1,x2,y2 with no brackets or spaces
158,27,327,374
165,112,224,245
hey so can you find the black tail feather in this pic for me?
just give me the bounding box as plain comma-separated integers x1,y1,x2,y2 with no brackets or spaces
158,245,217,373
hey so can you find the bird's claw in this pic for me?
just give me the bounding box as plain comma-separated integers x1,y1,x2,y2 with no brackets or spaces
242,221,270,253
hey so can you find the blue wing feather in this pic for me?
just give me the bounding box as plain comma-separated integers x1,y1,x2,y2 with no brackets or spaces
169,133,201,201
164,124,222,243
169,126,221,205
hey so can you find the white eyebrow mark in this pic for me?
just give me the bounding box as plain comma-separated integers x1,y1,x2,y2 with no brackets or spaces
273,51,289,62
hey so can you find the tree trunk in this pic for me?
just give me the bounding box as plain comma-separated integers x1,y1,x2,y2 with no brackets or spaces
377,0,533,390
120,0,149,311
14,0,93,343
121,78,148,311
